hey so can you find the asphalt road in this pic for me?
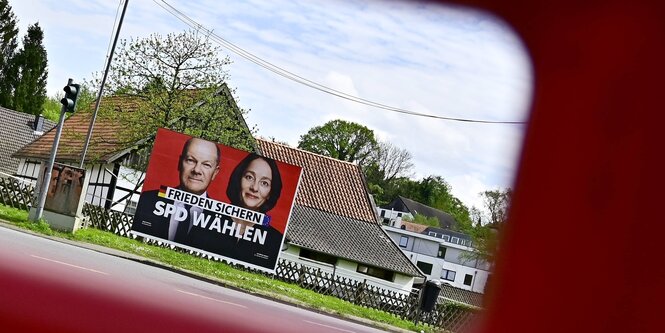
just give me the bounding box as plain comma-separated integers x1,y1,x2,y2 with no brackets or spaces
0,225,392,333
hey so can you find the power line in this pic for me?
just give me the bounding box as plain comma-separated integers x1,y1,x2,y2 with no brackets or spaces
153,0,526,125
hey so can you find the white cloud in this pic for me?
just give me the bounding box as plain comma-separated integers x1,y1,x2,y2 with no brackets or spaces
11,0,532,210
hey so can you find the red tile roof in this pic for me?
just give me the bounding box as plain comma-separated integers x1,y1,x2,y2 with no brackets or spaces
13,96,145,163
257,139,376,223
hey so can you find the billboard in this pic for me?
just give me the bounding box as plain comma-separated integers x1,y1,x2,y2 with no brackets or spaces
131,128,302,273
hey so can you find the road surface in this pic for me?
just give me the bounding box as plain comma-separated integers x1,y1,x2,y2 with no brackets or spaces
0,225,393,333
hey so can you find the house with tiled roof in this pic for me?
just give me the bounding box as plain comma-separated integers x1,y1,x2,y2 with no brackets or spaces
0,107,55,178
12,95,148,212
259,139,423,292
13,87,423,292
12,84,249,213
379,195,458,229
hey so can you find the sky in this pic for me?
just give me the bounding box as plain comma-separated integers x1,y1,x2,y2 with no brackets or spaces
10,0,532,212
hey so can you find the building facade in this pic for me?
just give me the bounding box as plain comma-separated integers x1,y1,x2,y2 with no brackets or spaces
383,223,491,293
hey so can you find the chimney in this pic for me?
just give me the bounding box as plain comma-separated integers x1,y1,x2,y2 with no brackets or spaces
33,114,44,133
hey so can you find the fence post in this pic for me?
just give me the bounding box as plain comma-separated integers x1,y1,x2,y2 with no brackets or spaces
354,279,367,305
297,265,306,286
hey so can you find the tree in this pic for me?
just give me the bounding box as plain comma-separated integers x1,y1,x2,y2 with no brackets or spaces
297,119,377,166
465,188,513,265
0,0,19,108
363,141,415,205
13,23,47,115
367,141,414,182
481,188,512,226
86,29,255,159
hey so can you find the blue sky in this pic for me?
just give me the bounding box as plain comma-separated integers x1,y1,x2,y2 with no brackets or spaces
11,0,532,211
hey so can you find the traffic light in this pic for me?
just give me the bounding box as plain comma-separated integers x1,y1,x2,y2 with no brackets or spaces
60,81,81,112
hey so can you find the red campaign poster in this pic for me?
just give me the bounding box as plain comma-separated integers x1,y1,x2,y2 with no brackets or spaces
131,128,302,273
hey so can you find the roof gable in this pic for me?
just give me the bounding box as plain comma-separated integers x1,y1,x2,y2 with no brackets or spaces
388,196,458,229
257,139,376,223
0,107,56,174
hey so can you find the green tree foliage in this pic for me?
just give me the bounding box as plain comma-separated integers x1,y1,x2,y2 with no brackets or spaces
297,120,473,230
297,119,378,167
86,29,255,158
42,85,96,122
13,23,47,115
42,96,61,122
0,0,19,107
373,175,473,230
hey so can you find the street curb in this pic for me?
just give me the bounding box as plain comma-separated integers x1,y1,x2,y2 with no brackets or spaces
0,221,416,333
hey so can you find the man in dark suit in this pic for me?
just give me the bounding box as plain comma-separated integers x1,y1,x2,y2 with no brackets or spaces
131,137,220,243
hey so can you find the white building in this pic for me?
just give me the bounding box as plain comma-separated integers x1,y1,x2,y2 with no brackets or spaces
383,223,491,293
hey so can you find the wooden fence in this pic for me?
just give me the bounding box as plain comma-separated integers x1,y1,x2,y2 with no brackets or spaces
0,176,34,211
82,202,482,331
1,177,481,332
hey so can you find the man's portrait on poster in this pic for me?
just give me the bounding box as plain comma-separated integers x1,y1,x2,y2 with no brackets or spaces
132,137,221,243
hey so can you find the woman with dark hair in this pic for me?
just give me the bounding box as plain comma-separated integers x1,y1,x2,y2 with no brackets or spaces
227,153,283,215
220,153,285,267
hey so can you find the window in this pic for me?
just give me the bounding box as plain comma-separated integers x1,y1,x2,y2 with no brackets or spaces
428,231,437,237
397,212,402,217
299,248,337,265
380,210,386,217
442,235,450,242
123,200,138,215
399,236,408,247
356,264,395,281
441,269,456,282
451,236,460,245
416,261,433,275
437,245,447,258
464,274,473,286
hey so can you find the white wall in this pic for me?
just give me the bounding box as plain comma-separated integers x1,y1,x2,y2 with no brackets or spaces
384,226,491,293
15,159,145,214
281,245,415,293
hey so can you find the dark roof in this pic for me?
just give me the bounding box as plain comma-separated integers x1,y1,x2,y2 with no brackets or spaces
12,96,142,164
423,226,472,241
0,107,56,175
258,139,423,277
289,205,422,276
385,196,458,229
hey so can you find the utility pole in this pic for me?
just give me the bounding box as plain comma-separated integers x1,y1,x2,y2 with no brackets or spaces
79,0,129,168
32,79,81,221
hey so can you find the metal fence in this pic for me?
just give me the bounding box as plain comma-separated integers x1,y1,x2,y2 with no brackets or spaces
1,177,482,332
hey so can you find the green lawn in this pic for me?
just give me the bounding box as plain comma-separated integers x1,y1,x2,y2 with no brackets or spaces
0,204,435,332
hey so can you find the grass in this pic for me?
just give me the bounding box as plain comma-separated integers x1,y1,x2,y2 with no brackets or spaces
0,204,434,332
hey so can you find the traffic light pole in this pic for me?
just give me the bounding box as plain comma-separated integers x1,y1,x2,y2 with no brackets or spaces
31,79,73,222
